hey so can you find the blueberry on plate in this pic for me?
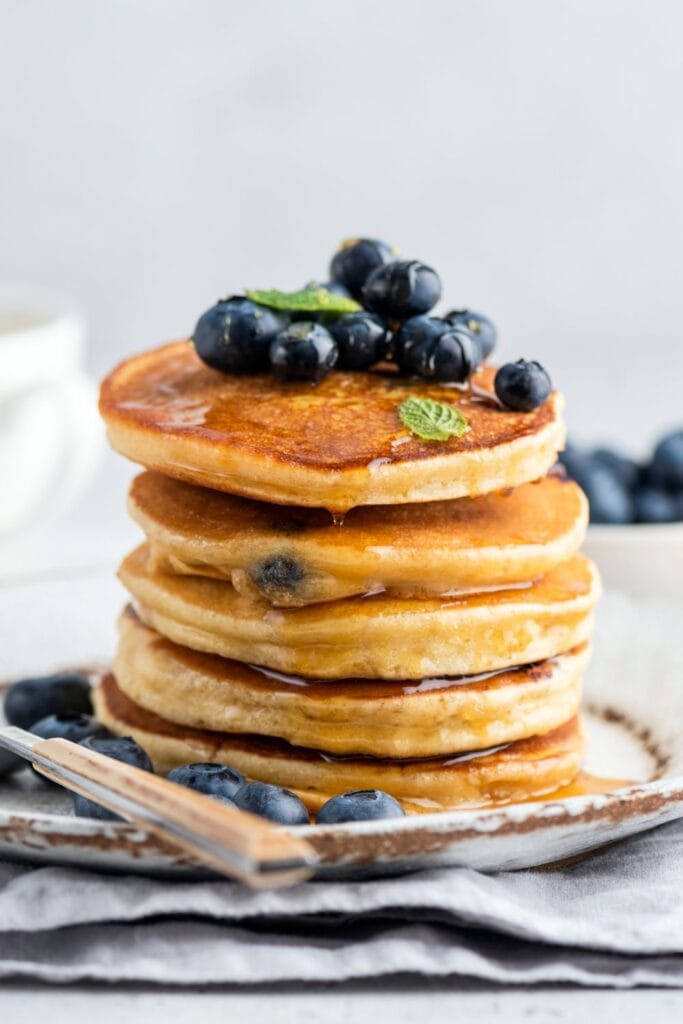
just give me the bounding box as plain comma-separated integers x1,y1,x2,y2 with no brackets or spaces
634,486,679,524
4,672,92,731
232,781,309,825
167,763,244,803
592,447,641,491
31,712,109,744
193,297,286,374
30,713,110,782
494,359,552,412
0,748,24,779
329,312,391,370
443,309,497,361
650,430,683,490
72,735,153,821
395,316,478,382
329,238,395,300
317,789,405,824
363,260,441,320
270,322,338,383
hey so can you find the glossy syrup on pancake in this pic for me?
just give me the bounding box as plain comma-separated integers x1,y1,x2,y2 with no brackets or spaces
130,470,588,606
100,341,566,510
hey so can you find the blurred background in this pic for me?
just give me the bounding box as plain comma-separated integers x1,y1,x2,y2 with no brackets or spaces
2,0,682,574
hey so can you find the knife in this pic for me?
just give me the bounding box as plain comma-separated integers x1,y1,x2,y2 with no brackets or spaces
0,725,317,888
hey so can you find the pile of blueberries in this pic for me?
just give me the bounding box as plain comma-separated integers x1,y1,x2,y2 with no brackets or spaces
193,237,552,412
560,429,683,524
1,672,404,825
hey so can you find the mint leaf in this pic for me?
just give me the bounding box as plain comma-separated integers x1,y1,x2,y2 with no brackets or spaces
398,397,470,442
245,287,361,315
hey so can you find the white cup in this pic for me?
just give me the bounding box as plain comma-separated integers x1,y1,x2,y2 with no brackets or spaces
0,287,102,535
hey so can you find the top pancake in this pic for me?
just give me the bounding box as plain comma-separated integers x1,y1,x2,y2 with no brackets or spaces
100,340,566,510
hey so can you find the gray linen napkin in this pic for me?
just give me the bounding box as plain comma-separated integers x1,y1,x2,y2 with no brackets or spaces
0,817,681,987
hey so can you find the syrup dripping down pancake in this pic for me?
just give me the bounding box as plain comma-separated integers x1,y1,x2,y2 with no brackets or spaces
119,543,601,679
94,673,585,814
100,341,566,511
114,606,588,758
130,471,588,607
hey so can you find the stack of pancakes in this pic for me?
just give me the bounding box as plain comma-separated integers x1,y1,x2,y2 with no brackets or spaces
97,340,600,814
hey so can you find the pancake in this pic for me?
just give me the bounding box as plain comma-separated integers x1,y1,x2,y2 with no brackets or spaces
99,341,566,511
94,673,585,813
114,607,588,757
119,544,601,679
130,471,588,607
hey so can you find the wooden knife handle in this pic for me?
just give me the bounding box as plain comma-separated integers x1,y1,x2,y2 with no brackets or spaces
33,737,315,888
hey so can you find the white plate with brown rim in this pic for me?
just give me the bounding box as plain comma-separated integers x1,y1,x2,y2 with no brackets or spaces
0,570,682,879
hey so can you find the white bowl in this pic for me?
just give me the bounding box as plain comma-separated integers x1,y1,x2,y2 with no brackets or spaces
583,521,683,601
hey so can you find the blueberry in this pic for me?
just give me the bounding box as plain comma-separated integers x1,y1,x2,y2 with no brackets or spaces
317,789,405,824
167,762,244,803
494,359,552,412
73,735,153,821
363,260,441,320
232,781,309,825
650,430,683,490
193,297,286,374
0,748,24,778
580,463,634,524
31,713,109,744
395,316,478,382
329,238,395,300
634,487,679,524
443,310,497,361
250,555,304,599
329,312,391,370
5,672,92,731
592,447,641,491
270,322,338,383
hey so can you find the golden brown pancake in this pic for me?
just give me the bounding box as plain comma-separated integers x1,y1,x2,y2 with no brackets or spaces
119,544,601,679
114,606,588,757
100,341,566,511
130,471,588,607
94,673,585,813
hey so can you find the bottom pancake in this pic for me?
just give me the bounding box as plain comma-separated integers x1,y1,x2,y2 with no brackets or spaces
114,605,588,757
93,674,585,814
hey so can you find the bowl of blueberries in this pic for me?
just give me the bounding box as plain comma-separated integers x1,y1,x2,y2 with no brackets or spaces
561,430,683,601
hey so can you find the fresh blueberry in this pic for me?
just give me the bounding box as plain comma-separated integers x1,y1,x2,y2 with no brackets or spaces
592,447,641,491
193,297,286,374
363,260,441,320
634,487,679,524
270,322,338,383
395,316,478,382
580,463,634,524
250,555,305,599
494,359,552,412
329,238,395,300
0,748,24,778
31,713,109,744
650,430,683,490
166,763,244,803
317,789,405,824
443,310,497,361
329,312,391,370
73,735,153,821
5,672,92,731
232,781,309,825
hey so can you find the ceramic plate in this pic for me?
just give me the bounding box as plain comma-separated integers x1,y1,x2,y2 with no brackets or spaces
1,570,682,878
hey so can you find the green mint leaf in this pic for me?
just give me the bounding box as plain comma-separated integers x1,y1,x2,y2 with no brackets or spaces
245,287,361,315
398,397,470,442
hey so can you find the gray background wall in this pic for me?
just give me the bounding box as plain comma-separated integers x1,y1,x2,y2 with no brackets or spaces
2,0,682,450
